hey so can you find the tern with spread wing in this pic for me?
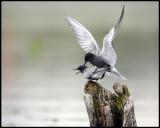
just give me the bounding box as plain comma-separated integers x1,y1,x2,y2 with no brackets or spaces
65,6,127,81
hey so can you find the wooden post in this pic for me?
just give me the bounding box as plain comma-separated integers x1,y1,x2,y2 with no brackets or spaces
84,81,137,127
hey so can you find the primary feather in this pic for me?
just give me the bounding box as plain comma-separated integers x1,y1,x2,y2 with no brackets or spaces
100,6,125,66
65,16,101,55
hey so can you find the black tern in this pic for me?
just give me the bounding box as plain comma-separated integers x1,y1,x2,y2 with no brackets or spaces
74,65,106,81
66,6,127,81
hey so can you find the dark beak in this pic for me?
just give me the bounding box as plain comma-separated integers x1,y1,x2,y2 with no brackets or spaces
73,68,80,75
75,71,80,75
83,61,87,66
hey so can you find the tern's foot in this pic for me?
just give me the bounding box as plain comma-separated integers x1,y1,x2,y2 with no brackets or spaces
92,68,98,74
100,72,106,79
88,76,99,81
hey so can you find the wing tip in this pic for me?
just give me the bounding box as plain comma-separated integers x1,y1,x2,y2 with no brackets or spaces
64,15,71,21
65,16,75,27
121,76,127,81
121,5,125,17
122,5,125,10
121,5,125,16
118,73,127,81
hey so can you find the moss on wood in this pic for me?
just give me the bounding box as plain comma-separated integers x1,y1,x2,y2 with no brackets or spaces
84,81,137,127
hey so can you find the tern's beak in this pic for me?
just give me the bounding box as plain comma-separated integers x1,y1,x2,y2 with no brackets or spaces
75,71,80,75
73,68,80,75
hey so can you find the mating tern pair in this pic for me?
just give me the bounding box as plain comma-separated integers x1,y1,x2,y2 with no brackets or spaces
65,6,127,81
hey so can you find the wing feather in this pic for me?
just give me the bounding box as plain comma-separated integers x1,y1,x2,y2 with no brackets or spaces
65,16,101,55
101,6,125,66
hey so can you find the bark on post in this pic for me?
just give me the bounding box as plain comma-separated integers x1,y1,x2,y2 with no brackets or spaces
84,81,137,127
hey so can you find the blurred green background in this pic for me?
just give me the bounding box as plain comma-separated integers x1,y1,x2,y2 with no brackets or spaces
2,2,158,126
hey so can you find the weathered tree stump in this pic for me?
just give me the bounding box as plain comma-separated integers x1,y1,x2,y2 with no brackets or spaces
84,81,137,127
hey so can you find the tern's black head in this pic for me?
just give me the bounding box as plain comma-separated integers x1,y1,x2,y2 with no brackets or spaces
74,65,87,73
84,53,95,65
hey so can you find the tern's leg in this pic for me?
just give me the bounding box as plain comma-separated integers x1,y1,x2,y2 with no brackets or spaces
92,78,98,81
93,67,98,74
101,72,106,79
88,76,95,81
104,64,111,72
95,78,99,81
90,67,98,78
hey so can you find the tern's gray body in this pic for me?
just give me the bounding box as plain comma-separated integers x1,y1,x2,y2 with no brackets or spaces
74,65,106,81
84,52,111,70
66,6,127,81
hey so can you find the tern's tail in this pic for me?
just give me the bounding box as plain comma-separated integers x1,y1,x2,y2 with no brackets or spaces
106,67,127,81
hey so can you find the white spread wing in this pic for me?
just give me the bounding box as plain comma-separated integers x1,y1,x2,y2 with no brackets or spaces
65,16,101,55
100,6,125,66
